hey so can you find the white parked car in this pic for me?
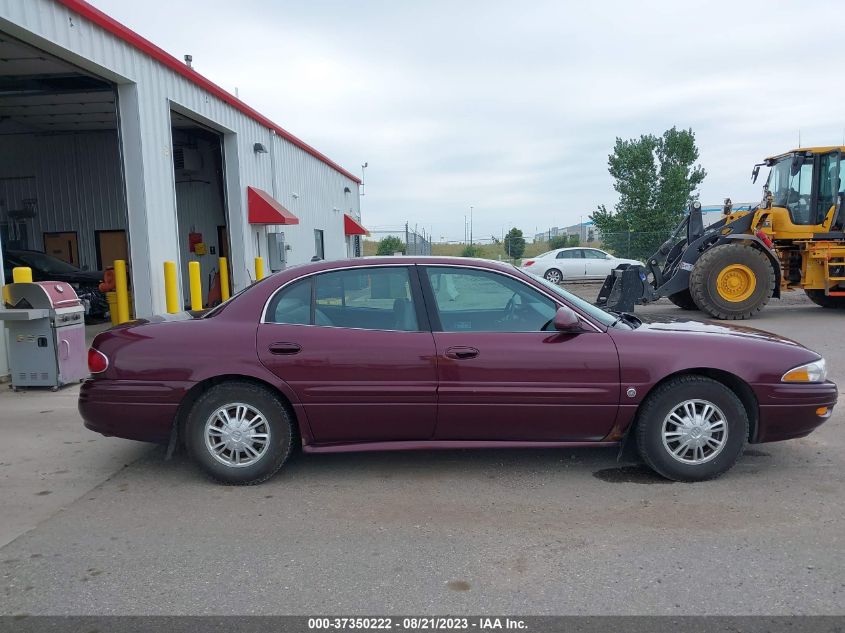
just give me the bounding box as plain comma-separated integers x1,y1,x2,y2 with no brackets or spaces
521,247,643,284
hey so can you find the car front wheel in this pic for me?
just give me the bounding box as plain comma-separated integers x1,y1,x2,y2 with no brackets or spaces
635,375,747,481
186,381,294,485
544,268,563,284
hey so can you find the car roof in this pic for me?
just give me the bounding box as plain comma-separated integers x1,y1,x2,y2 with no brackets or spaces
265,256,521,282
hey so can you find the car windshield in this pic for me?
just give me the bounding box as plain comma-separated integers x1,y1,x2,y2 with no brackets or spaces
525,270,617,327
14,251,80,274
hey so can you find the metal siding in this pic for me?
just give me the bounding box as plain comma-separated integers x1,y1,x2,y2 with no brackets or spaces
0,0,361,316
0,131,126,268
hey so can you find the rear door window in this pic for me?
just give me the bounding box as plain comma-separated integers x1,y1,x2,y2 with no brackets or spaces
314,267,419,331
265,278,312,325
556,250,581,259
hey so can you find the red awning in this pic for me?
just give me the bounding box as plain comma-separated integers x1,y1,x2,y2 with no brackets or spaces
344,213,369,236
247,186,300,225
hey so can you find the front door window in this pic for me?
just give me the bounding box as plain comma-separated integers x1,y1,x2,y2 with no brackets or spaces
424,267,557,332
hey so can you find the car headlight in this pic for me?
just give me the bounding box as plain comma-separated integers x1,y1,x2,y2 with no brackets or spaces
782,358,827,383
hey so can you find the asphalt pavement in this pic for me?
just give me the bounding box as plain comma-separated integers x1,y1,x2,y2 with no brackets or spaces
1,287,843,615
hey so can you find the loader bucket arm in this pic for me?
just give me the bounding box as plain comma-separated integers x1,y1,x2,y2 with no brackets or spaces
595,202,706,311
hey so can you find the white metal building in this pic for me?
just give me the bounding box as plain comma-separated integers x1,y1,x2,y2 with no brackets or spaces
0,0,366,375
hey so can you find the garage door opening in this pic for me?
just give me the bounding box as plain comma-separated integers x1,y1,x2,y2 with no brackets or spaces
170,112,230,308
0,32,129,325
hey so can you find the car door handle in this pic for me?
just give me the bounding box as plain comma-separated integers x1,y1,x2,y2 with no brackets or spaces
268,342,301,355
445,346,479,360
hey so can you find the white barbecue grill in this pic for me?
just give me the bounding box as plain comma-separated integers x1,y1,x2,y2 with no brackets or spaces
0,281,88,390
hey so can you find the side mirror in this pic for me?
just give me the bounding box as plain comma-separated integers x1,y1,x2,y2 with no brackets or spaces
553,306,581,332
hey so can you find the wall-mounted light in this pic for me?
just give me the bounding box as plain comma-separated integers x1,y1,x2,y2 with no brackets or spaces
332,207,340,213
291,192,299,199
253,142,268,154
344,186,351,194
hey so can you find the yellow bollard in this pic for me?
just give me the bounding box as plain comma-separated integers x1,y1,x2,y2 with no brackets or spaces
219,257,230,301
163,261,179,314
188,261,202,310
254,256,265,281
113,259,130,324
12,267,33,283
106,291,119,326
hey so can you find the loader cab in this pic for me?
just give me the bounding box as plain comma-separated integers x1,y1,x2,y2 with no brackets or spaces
762,148,843,236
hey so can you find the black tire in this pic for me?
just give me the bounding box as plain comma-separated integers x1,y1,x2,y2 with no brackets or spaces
689,244,775,319
805,289,845,309
544,268,563,284
667,288,698,310
635,375,748,482
186,381,294,485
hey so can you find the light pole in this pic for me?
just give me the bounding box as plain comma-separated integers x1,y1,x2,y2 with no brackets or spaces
361,162,368,196
469,206,474,245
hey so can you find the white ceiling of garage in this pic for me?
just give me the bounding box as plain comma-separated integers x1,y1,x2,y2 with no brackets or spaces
0,34,116,133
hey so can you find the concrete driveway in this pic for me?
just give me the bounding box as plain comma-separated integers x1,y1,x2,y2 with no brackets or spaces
0,290,843,615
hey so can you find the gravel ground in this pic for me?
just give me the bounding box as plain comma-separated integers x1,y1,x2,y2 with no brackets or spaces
0,286,843,616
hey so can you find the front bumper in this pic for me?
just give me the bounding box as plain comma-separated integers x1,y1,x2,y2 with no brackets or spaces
753,380,838,443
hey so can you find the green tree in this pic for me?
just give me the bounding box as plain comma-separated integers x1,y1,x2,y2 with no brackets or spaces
591,126,706,260
567,234,580,247
376,235,405,255
461,244,482,257
503,228,526,259
549,234,568,249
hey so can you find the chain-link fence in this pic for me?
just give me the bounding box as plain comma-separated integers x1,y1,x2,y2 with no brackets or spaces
404,227,432,256
586,231,672,261
368,225,432,256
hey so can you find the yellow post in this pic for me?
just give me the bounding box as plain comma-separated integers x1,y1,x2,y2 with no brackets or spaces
219,257,230,301
113,259,130,324
106,292,119,326
12,267,33,283
163,261,179,313
188,261,202,310
254,256,265,281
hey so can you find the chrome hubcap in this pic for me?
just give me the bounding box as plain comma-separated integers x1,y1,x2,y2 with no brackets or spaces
661,399,727,465
546,270,561,284
204,402,270,468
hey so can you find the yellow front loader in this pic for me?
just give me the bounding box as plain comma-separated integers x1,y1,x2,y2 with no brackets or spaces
597,146,845,319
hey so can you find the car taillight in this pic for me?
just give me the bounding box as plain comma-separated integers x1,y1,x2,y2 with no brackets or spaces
523,260,535,267
88,348,109,374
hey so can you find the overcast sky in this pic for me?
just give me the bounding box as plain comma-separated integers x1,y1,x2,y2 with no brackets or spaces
96,0,844,242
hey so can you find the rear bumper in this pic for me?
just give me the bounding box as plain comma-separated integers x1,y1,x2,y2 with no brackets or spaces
754,381,838,443
78,378,189,444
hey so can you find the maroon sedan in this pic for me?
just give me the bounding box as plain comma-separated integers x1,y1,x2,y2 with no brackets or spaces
80,257,836,484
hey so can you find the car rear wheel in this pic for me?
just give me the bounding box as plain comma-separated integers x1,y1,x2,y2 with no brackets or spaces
186,381,294,485
544,268,563,284
635,375,747,482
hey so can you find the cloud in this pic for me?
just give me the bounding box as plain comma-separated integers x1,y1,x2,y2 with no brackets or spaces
96,0,845,240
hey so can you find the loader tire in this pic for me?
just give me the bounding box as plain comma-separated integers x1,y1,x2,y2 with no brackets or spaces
668,289,698,310
805,289,845,309
689,244,774,320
